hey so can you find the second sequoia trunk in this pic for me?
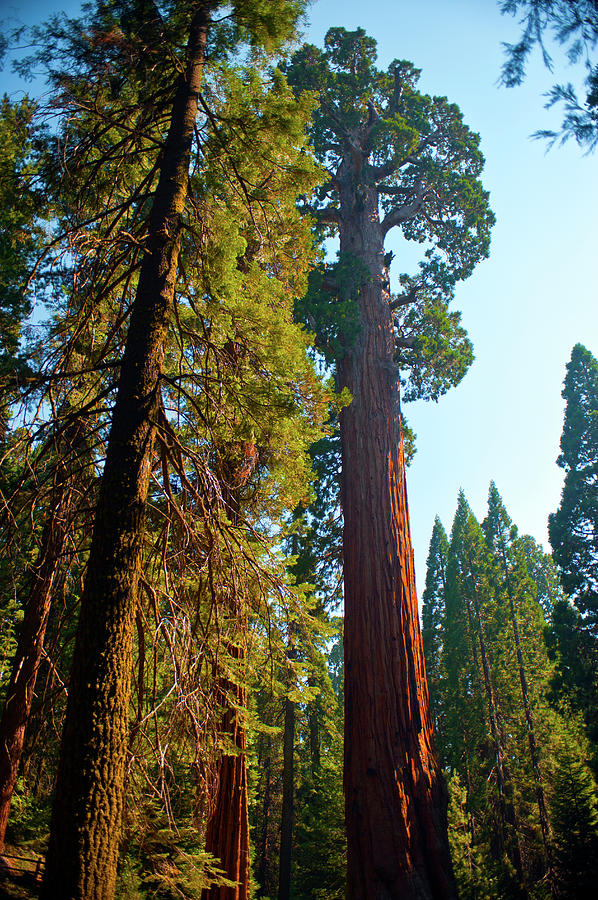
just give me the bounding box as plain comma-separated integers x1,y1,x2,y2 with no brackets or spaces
338,183,456,899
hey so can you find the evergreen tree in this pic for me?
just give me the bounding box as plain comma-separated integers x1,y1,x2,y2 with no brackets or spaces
424,485,598,898
422,517,450,736
548,344,598,765
0,2,325,896
549,344,598,630
483,483,553,886
549,739,598,898
286,28,494,899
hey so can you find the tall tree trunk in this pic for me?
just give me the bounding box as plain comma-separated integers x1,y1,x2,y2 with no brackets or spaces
0,421,84,850
41,8,211,898
278,693,295,900
467,574,526,895
202,445,257,900
338,179,456,899
202,649,250,900
255,734,273,897
501,552,554,889
308,682,321,776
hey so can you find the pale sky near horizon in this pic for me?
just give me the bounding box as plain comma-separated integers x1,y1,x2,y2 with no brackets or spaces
2,0,597,598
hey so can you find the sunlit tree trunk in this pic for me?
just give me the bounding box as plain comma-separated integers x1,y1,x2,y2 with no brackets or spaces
202,650,250,900
202,445,258,900
41,7,211,898
339,177,456,899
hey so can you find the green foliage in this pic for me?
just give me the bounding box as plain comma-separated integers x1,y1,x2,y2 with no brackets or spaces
424,484,598,898
422,516,449,734
395,291,474,402
295,253,364,364
285,26,494,404
291,643,346,900
499,0,598,149
549,344,598,628
547,344,598,767
549,739,598,897
1,3,336,897
0,95,42,387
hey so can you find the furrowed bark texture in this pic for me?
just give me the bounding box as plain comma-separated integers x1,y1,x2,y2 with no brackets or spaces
202,452,255,900
338,179,456,899
202,664,250,900
41,8,210,898
0,422,84,850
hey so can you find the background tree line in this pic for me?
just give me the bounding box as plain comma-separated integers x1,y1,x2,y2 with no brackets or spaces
422,343,598,900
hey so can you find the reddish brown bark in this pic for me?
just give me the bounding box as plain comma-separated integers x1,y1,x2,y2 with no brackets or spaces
41,8,211,898
0,423,84,850
202,446,256,900
338,177,456,898
202,659,250,900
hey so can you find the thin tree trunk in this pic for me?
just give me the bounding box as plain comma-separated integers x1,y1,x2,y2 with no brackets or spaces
308,682,320,776
468,575,526,895
278,692,295,900
41,8,211,898
500,550,555,890
0,422,84,850
255,735,273,897
339,178,456,899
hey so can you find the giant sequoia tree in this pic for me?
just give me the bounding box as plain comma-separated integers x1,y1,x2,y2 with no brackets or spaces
287,28,494,898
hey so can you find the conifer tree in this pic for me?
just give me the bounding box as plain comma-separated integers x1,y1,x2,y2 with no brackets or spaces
499,0,598,149
549,343,598,764
445,494,526,895
549,739,598,898
422,517,449,736
483,483,553,884
549,344,598,631
5,3,323,896
424,485,598,898
286,28,493,898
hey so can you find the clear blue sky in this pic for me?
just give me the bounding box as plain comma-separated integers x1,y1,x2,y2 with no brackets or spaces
2,0,597,597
